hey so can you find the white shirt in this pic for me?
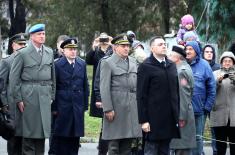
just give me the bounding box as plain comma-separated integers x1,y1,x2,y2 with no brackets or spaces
66,58,75,65
153,55,166,63
32,43,43,53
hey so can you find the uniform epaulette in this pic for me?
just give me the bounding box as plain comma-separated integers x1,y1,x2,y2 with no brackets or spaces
54,58,60,62
76,56,84,61
102,55,111,60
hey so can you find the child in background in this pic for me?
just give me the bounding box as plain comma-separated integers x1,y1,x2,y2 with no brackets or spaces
177,14,199,46
183,31,198,42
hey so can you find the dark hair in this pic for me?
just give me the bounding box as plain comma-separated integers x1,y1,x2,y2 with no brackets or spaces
57,35,69,43
203,44,215,52
202,44,215,59
149,36,163,46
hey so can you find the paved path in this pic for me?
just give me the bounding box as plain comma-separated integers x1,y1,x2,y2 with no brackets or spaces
0,139,98,155
0,138,230,155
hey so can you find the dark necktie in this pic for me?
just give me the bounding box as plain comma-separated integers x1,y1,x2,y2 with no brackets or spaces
71,62,74,68
161,61,166,67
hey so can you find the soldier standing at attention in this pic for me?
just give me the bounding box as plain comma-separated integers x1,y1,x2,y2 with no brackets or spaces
48,34,69,155
100,34,142,155
0,33,26,155
52,38,89,155
9,23,56,155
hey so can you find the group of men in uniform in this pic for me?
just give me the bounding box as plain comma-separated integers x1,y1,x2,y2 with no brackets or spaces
0,23,89,155
0,22,202,155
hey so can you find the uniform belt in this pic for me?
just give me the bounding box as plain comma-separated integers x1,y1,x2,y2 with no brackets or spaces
22,80,52,86
111,87,136,93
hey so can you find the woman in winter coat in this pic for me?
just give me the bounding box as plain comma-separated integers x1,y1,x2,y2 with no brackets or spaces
210,51,235,155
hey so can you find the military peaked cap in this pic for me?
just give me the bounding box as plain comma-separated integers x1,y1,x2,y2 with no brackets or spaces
10,33,26,44
111,34,130,45
60,38,78,49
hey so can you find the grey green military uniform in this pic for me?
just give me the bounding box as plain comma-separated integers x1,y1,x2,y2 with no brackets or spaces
100,53,142,140
0,55,15,107
9,41,56,138
170,60,196,149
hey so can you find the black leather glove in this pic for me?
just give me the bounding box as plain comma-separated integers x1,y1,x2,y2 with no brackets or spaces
229,72,235,81
204,109,210,115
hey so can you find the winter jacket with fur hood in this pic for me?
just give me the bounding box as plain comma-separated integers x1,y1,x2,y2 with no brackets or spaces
210,51,235,127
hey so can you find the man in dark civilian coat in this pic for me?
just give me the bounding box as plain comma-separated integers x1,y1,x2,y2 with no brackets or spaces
137,36,180,155
52,38,89,155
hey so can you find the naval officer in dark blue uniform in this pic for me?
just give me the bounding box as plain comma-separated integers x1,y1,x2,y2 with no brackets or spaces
52,38,89,155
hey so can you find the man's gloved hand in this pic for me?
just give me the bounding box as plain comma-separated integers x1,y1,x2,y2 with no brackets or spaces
1,105,9,113
204,109,210,115
229,72,235,81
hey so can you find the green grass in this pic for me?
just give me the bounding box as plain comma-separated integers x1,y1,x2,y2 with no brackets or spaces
84,112,101,138
84,65,102,138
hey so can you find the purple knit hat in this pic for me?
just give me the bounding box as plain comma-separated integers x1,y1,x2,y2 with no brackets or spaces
181,14,194,26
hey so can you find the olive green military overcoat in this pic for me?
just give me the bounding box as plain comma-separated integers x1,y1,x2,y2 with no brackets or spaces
9,41,55,138
170,61,196,149
100,53,142,140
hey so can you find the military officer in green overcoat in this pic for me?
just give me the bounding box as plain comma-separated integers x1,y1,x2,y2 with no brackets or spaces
9,23,56,155
100,34,142,155
0,33,26,155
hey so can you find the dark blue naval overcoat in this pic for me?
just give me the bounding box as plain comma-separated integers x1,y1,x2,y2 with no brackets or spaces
52,56,89,137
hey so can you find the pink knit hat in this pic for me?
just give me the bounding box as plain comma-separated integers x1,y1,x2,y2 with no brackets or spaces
181,14,194,26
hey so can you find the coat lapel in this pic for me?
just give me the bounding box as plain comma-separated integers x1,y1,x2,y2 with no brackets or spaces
28,42,41,64
39,45,51,68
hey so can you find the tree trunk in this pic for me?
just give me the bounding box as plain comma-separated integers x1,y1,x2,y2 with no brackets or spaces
100,0,110,34
9,0,14,24
159,0,170,34
187,0,195,13
8,0,26,54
